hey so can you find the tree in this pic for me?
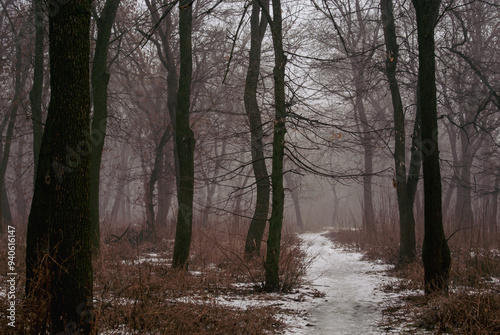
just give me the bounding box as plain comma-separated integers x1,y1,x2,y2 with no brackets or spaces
284,170,304,229
144,0,181,233
381,0,417,263
243,0,270,259
412,0,451,295
311,0,381,237
29,0,45,175
0,5,26,233
26,0,94,332
90,0,121,252
261,0,287,291
25,0,49,296
438,1,499,235
172,0,195,269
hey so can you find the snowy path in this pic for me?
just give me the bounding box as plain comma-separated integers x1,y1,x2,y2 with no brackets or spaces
286,232,398,335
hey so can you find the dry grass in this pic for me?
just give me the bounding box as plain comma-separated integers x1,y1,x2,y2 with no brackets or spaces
0,220,307,334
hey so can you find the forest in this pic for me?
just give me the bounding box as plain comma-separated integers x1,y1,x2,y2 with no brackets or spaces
0,0,499,334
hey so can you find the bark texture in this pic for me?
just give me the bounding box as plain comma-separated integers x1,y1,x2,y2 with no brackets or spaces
381,0,416,263
25,0,94,331
264,0,287,292
412,0,451,295
244,0,270,259
172,0,195,269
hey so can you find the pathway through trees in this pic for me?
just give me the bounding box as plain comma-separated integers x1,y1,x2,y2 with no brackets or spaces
294,233,398,334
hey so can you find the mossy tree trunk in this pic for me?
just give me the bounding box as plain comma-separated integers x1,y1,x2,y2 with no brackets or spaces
172,0,195,269
412,0,451,295
244,0,270,259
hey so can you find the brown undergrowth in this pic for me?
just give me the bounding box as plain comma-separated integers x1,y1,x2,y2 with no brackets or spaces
0,220,307,334
324,224,500,334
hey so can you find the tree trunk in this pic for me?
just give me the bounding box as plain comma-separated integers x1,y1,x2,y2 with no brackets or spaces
244,0,271,259
233,174,251,226
15,140,27,223
2,182,13,226
330,182,339,227
47,1,93,330
489,174,499,240
29,0,45,176
381,0,416,263
406,85,422,207
26,0,95,330
264,0,287,292
146,0,180,193
454,157,474,229
90,0,121,253
412,0,451,295
202,140,225,226
284,172,303,229
352,69,376,236
146,127,172,233
172,0,195,269
454,129,476,229
109,145,129,223
156,148,173,228
0,31,23,233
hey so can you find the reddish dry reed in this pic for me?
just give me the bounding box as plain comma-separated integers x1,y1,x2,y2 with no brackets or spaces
0,219,306,334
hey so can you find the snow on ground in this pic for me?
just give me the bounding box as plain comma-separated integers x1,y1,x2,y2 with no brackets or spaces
134,231,405,334
75,231,410,334
282,232,402,335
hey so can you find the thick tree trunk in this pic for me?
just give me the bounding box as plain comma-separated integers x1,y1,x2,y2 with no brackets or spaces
381,0,416,263
244,0,270,259
172,0,195,269
413,0,451,295
48,1,93,331
90,0,121,252
27,0,95,330
264,0,287,292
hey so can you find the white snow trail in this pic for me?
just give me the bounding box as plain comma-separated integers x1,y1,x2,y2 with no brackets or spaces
286,232,397,335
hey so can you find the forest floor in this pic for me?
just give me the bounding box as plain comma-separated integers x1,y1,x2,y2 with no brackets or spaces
1,225,499,334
